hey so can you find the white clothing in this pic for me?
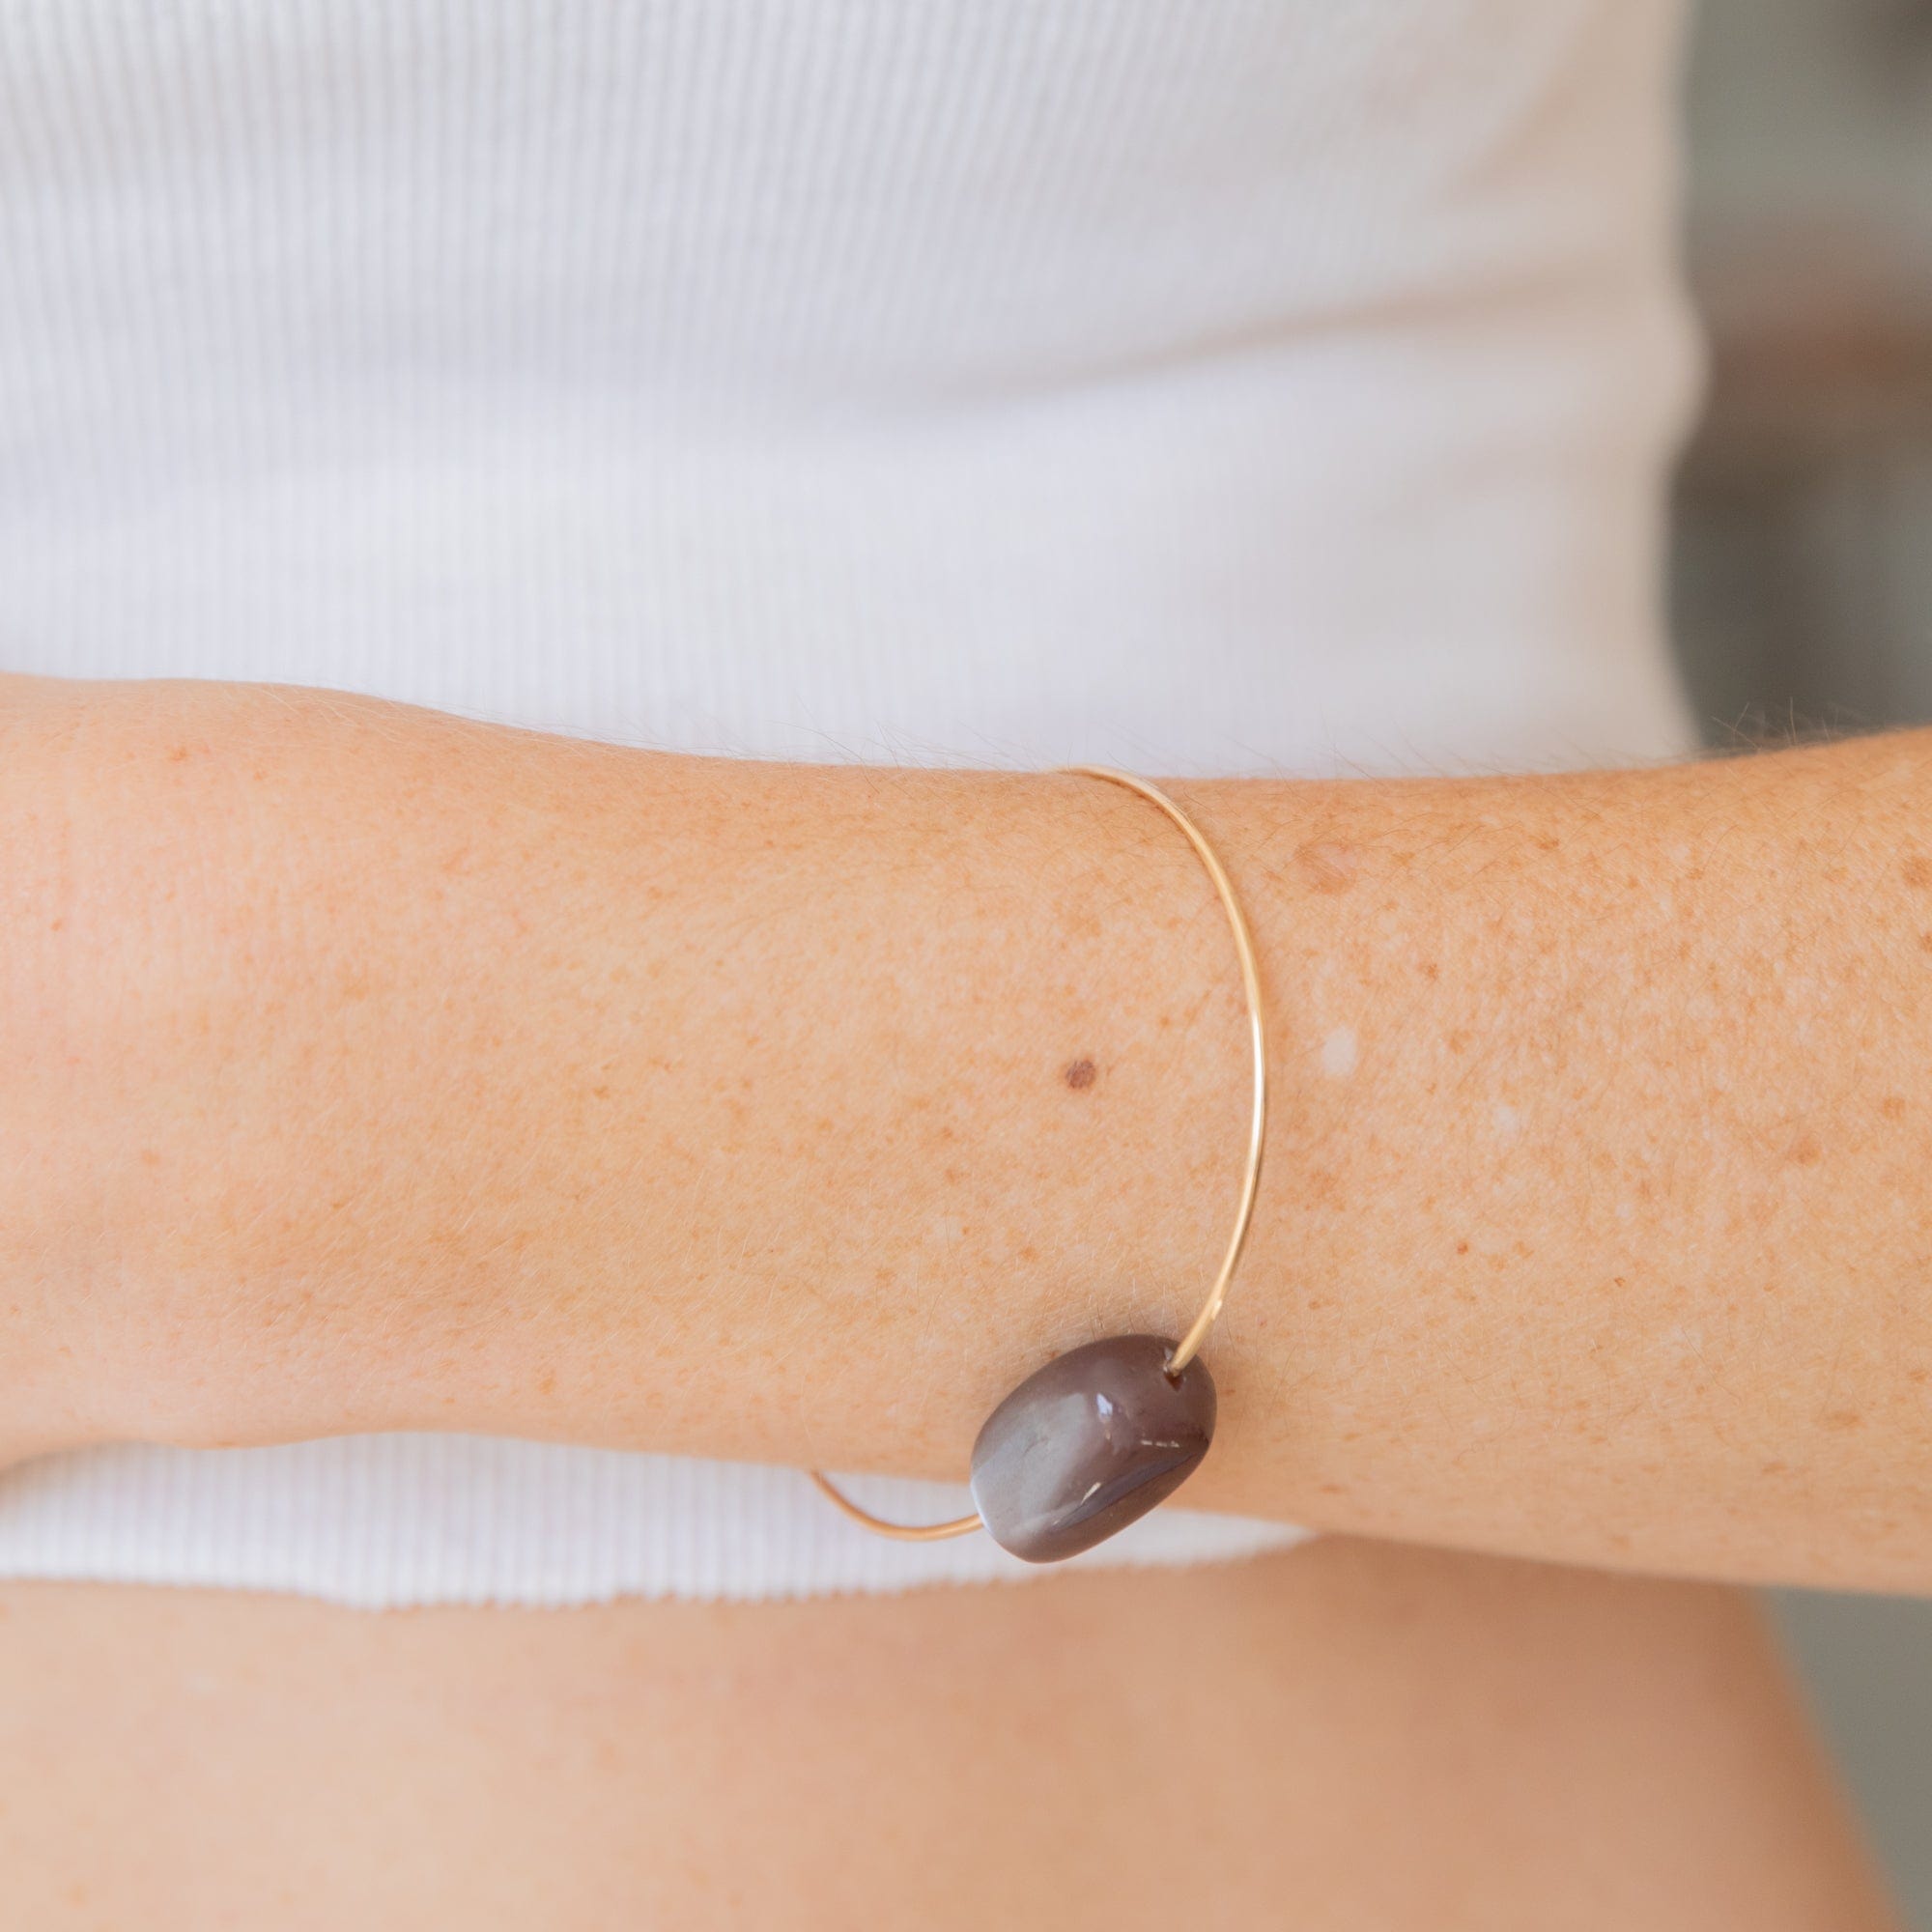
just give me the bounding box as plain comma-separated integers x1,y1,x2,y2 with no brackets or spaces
0,0,1700,1604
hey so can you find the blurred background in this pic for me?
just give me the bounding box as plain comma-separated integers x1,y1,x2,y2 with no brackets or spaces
1676,0,1932,1918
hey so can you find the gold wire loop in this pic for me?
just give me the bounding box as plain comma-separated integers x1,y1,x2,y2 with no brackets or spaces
1070,768,1270,1378
807,1470,983,1542
808,763,1270,1541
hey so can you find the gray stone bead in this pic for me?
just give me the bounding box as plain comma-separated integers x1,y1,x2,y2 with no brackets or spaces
968,1334,1217,1563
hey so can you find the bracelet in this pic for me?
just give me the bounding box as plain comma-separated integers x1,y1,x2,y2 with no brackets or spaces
809,763,1269,1563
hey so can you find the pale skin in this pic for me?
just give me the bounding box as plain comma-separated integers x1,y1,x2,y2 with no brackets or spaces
0,670,1923,1925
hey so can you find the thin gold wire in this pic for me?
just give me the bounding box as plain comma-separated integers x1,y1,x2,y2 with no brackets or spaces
809,764,1270,1542
807,1469,982,1541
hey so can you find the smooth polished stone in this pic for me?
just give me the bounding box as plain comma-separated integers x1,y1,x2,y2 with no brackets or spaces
968,1335,1217,1562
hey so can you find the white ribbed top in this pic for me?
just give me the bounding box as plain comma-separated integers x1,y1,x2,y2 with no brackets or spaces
0,0,1699,1603
0,1438,1310,1609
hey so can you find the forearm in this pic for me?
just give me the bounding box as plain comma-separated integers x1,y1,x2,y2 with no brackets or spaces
7,677,1932,1589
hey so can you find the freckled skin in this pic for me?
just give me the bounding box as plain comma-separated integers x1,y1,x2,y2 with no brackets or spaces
1295,839,1359,894
4,671,1915,1920
7,679,1932,1604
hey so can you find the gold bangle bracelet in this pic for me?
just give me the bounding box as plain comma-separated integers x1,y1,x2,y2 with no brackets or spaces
808,764,1269,1562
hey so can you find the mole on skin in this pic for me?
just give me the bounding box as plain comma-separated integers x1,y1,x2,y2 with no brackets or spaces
1064,1058,1097,1090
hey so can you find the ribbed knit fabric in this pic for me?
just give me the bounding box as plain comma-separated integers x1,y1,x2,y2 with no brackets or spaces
0,1440,1315,1609
0,0,1701,1603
